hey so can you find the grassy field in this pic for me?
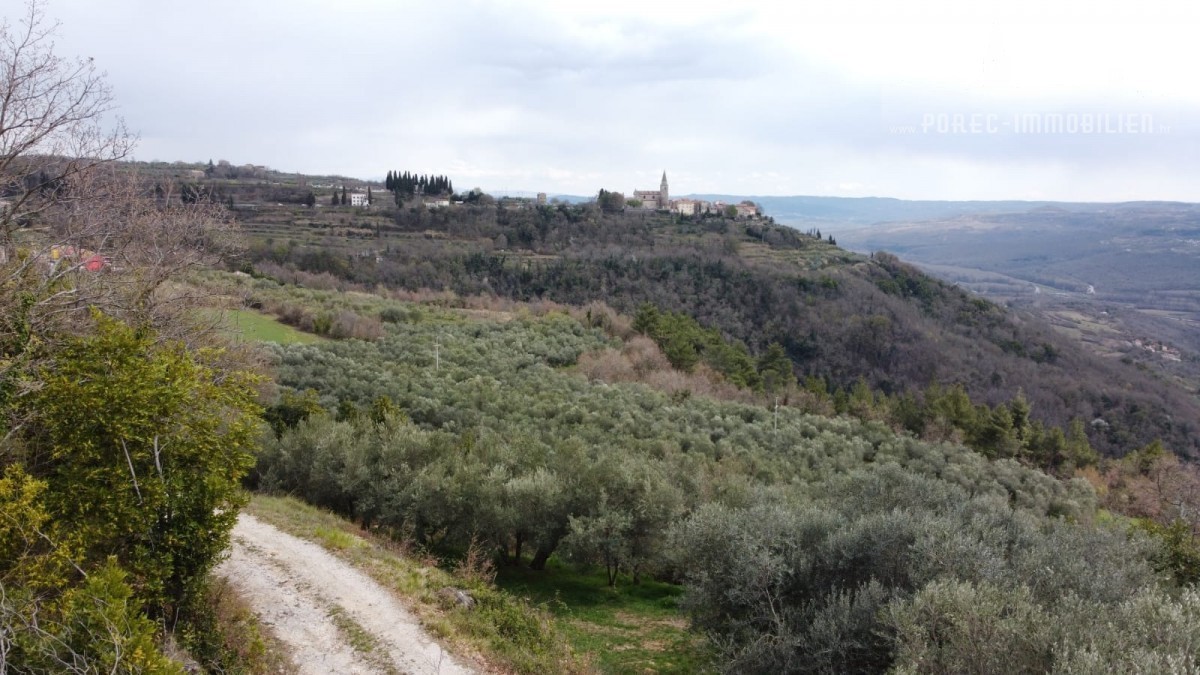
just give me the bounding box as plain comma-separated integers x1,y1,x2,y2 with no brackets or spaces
208,308,325,344
738,240,858,272
497,563,711,674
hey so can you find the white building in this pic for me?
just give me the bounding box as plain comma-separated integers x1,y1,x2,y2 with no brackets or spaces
671,199,700,216
350,192,369,207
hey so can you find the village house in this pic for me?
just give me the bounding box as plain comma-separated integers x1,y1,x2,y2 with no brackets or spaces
735,202,760,218
671,199,700,216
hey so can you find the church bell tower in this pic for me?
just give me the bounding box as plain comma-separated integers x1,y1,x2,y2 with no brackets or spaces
660,171,669,207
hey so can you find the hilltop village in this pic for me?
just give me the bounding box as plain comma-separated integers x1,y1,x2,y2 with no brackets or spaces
239,164,764,219
631,171,760,217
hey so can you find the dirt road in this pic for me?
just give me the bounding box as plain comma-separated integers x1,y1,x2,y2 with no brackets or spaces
216,514,475,674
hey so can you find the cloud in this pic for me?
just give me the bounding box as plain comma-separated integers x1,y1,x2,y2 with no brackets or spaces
31,0,1200,200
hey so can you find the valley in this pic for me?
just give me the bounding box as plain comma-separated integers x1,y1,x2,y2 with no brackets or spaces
750,197,1200,398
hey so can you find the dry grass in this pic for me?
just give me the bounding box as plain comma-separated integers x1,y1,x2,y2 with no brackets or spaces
576,337,761,406
180,574,298,674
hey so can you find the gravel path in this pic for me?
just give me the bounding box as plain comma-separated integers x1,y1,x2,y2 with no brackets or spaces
216,514,475,675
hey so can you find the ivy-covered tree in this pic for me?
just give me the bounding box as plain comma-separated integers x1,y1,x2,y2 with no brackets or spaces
26,315,261,612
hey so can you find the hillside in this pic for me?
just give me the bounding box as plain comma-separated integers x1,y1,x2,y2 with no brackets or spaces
210,271,1200,673
9,7,1198,671
180,171,1200,460
835,203,1200,395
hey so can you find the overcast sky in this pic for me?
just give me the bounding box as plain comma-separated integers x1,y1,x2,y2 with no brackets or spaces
33,0,1200,201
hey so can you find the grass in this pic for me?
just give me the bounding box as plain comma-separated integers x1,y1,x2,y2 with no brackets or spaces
312,524,364,551
207,308,325,344
246,495,711,672
245,494,584,674
326,606,400,675
738,240,859,272
497,561,713,674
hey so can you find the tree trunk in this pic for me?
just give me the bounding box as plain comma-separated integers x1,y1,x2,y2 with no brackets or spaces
607,559,619,587
529,545,554,570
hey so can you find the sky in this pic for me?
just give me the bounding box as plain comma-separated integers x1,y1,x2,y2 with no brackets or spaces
28,0,1200,201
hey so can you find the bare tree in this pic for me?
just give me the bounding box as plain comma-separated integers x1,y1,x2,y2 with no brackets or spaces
0,0,244,426
0,0,132,244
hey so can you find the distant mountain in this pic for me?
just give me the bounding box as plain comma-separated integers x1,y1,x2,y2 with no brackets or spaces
489,190,592,203
832,202,1200,312
687,194,1133,228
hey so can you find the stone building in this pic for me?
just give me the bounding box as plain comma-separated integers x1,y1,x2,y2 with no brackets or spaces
633,171,669,210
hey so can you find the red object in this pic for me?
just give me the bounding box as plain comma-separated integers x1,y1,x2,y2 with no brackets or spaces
84,254,105,272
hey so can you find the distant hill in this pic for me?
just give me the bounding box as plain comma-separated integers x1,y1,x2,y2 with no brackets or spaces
822,200,1200,401
834,203,1200,302
688,194,1119,227
490,190,592,204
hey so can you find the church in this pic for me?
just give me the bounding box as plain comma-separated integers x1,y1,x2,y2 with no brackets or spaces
628,171,750,218
632,172,669,210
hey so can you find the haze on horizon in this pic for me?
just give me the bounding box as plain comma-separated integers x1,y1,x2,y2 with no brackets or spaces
38,0,1200,202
